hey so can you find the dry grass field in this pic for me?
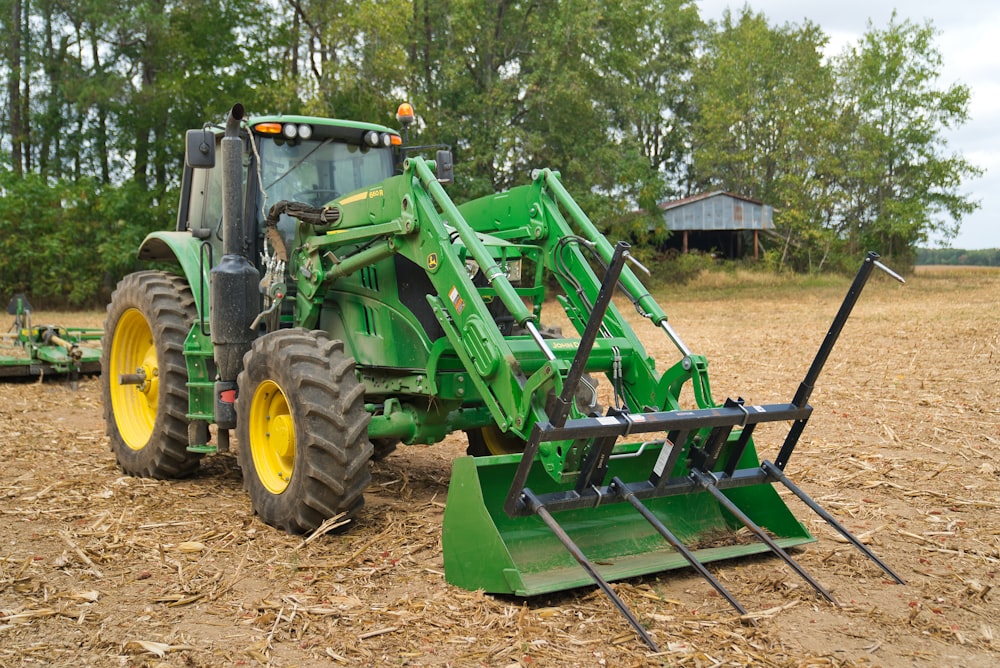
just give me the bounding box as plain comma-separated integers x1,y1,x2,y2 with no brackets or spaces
0,265,997,666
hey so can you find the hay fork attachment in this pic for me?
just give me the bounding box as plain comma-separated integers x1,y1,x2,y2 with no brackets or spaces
502,252,906,650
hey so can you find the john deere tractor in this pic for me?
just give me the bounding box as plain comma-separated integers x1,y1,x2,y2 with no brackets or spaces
103,104,904,648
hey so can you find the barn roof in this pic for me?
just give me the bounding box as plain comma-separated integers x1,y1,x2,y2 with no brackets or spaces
658,191,775,231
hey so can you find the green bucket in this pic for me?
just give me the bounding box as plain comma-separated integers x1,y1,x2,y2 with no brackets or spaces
442,442,813,596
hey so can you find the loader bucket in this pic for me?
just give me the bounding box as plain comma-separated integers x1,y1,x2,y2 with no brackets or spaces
442,442,812,596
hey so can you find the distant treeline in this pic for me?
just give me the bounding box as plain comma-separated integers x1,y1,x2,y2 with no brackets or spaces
916,248,1000,266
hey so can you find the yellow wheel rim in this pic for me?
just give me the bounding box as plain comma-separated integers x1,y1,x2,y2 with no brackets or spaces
109,309,159,450
481,426,525,455
249,380,295,494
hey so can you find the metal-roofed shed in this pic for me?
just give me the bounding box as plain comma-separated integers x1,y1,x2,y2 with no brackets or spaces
658,191,775,260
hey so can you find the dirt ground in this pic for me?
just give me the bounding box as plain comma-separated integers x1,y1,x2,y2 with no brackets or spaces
1,265,997,667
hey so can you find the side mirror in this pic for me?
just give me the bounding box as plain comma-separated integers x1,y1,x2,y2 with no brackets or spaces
186,129,216,169
436,149,454,184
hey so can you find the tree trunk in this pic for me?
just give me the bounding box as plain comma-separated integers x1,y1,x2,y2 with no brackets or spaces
7,0,24,176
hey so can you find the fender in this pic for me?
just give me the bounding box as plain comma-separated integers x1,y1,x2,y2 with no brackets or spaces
138,231,213,320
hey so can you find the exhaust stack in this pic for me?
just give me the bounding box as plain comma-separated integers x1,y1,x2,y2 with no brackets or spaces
211,103,259,427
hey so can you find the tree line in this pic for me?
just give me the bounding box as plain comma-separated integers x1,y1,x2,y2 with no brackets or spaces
0,0,982,305
916,248,1000,267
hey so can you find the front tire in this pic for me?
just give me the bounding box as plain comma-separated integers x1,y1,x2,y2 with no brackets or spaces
236,329,373,534
102,271,202,478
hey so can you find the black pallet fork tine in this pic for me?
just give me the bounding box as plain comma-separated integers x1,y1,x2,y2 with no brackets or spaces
775,251,905,469
610,477,750,617
761,460,905,584
520,490,660,652
549,240,631,429
691,469,838,604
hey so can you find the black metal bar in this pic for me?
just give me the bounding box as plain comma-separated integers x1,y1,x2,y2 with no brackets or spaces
761,461,905,584
651,431,686,488
504,401,809,517
774,418,810,471
610,478,749,617
688,424,734,472
198,241,213,336
541,402,811,443
792,252,880,409
723,424,756,477
503,427,545,517
775,251,883,470
690,469,837,604
550,241,631,429
521,489,659,651
574,434,619,493
512,466,773,517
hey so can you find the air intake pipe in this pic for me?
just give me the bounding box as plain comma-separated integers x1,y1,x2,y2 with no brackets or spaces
210,103,259,427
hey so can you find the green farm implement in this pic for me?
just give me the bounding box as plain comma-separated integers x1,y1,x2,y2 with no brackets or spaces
103,104,905,649
1,295,101,378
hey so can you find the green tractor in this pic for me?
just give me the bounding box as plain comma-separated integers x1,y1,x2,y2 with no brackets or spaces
103,104,904,648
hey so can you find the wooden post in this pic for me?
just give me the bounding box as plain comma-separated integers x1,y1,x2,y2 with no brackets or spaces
682,230,688,254
754,230,759,261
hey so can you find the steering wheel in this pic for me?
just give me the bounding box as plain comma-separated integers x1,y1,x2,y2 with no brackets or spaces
292,189,340,206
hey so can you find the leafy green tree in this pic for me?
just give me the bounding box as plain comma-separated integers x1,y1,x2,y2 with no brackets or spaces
832,13,982,265
276,0,412,123
595,0,701,208
424,0,540,198
690,9,840,270
110,1,276,193
0,167,108,304
0,0,290,303
421,0,702,226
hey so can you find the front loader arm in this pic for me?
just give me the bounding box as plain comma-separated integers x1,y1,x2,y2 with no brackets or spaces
289,156,571,446
289,157,714,485
458,171,715,417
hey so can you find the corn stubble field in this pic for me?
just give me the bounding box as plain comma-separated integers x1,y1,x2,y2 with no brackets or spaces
0,266,997,667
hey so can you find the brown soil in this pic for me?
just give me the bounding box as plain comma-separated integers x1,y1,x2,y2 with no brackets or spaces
1,266,997,667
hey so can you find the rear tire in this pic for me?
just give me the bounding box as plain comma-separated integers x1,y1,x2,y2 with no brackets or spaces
236,329,373,534
102,271,202,478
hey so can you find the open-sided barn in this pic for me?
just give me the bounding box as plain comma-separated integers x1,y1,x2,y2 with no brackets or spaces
659,191,774,260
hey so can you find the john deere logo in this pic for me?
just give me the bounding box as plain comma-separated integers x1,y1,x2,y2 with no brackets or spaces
427,253,439,270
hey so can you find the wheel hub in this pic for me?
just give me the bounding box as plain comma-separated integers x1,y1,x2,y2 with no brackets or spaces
250,380,295,494
269,414,295,459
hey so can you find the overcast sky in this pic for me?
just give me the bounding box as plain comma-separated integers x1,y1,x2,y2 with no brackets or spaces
695,1,1000,249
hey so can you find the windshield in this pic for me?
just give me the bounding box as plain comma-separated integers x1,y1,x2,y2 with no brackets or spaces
258,136,394,209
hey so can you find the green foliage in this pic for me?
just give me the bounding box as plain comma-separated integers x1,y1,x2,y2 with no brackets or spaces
0,169,171,306
0,0,985,306
691,10,843,272
916,247,1000,266
689,9,980,274
646,249,717,285
830,14,982,266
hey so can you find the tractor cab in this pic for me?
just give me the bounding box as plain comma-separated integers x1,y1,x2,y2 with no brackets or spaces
176,113,402,269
